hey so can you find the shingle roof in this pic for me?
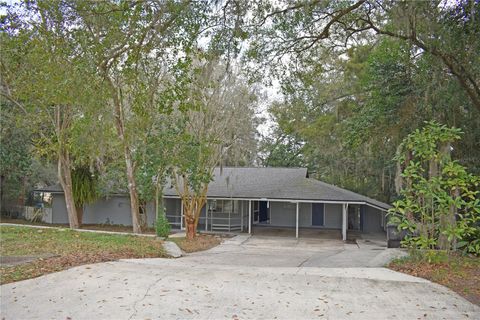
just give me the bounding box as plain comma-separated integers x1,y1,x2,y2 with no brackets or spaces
36,167,391,210
164,167,391,210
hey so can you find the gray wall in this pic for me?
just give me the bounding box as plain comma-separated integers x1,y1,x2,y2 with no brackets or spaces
269,202,343,229
324,204,342,229
83,196,132,225
52,195,69,224
269,202,296,227
52,194,158,227
363,206,384,232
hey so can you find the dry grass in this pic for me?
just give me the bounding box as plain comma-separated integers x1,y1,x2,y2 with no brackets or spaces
0,225,166,284
389,251,480,306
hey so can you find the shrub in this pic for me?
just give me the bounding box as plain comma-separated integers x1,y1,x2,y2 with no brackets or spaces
155,213,171,238
390,121,480,255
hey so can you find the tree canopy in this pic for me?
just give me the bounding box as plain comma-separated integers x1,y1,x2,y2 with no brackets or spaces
1,0,478,240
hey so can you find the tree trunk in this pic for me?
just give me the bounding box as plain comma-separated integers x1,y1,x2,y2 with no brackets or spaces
185,217,196,240
125,152,143,233
58,154,79,229
108,77,144,234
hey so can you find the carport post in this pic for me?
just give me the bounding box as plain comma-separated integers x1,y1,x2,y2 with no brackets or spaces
248,200,252,234
342,203,348,241
295,202,299,239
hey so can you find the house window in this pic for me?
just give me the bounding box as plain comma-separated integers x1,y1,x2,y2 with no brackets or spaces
312,203,324,226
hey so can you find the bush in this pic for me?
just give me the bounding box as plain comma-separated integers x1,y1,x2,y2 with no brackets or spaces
390,121,480,255
155,213,171,238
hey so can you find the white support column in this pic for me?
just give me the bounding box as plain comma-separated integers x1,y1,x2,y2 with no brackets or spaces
296,202,299,239
205,209,208,231
240,201,244,232
180,200,184,230
248,200,252,234
342,203,348,241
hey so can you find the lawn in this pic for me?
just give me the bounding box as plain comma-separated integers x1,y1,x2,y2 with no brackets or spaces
389,250,480,305
0,225,166,284
1,217,156,234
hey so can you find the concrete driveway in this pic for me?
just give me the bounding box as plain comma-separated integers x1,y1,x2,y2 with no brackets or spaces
184,234,405,268
1,235,479,319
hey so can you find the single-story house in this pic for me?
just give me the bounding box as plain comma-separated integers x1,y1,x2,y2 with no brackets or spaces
34,167,391,240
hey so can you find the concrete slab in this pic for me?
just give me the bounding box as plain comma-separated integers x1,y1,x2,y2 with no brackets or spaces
1,234,477,319
1,259,478,319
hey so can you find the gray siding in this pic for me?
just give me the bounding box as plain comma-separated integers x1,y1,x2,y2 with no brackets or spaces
52,194,158,227
269,202,296,227
299,203,312,227
83,196,132,226
52,195,69,224
324,204,342,229
363,206,384,232
269,202,343,229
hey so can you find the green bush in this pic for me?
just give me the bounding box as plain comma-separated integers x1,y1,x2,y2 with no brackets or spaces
155,213,171,238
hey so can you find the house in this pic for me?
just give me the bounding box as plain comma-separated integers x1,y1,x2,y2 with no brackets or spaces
34,167,391,240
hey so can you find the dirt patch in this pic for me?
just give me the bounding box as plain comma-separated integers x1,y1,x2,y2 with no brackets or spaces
170,234,223,253
389,253,480,306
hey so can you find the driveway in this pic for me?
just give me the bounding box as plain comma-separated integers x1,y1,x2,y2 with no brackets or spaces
184,234,405,268
1,235,479,319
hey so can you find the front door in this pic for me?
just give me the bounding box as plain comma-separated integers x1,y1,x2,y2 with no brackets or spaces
312,203,324,226
259,201,268,223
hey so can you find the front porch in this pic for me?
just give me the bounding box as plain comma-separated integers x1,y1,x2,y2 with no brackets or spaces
164,197,387,241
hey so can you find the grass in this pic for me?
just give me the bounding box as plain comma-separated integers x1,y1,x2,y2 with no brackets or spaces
0,225,166,284
389,250,480,305
169,234,223,253
1,217,156,234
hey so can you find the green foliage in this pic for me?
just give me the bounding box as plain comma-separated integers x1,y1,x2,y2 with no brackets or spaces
389,122,480,255
155,212,171,238
71,167,99,208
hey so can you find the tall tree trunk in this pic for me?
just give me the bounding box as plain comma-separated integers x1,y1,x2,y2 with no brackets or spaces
125,150,143,233
108,77,144,234
58,154,79,229
0,175,4,210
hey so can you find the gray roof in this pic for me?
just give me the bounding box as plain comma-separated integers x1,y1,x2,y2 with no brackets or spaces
34,184,63,193
164,167,391,210
36,167,391,210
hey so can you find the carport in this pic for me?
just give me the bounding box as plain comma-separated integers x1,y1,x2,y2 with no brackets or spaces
244,199,388,241
163,167,391,241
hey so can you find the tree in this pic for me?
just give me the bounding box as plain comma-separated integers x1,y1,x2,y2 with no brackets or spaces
67,0,209,233
0,102,32,209
172,59,258,239
1,2,105,228
244,0,480,113
71,167,99,225
390,121,480,254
